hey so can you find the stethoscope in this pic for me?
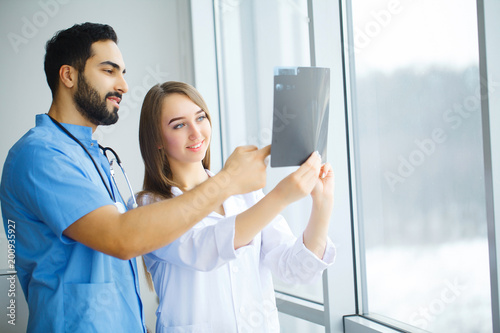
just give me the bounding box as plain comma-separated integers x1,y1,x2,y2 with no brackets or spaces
48,114,138,213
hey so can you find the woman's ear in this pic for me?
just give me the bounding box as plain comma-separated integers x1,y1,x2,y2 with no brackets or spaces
59,65,77,89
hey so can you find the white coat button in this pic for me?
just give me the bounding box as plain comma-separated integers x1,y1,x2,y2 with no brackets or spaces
232,266,239,273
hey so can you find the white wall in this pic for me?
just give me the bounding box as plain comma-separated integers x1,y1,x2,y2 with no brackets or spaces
0,0,195,331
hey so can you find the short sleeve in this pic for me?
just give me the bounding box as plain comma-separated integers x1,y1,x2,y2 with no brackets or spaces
14,142,115,243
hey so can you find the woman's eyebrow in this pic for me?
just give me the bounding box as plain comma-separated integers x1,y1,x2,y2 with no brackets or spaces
168,110,204,125
168,116,185,125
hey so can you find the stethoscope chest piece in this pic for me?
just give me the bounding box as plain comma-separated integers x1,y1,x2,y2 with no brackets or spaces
114,202,126,214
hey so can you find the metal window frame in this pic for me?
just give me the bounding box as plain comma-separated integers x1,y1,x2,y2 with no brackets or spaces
477,0,500,331
343,316,407,333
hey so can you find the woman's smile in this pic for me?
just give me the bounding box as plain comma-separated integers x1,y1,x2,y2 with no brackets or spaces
186,140,205,151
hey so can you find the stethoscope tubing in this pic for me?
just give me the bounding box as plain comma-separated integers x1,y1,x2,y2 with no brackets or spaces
47,114,138,210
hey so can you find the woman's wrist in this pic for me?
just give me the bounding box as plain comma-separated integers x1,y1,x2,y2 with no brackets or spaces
266,187,291,212
312,194,334,210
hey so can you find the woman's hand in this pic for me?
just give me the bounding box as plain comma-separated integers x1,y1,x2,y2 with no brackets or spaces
303,163,335,259
233,151,321,249
311,163,335,204
273,152,322,205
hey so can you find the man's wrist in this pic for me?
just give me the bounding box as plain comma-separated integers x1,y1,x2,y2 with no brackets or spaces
211,169,235,198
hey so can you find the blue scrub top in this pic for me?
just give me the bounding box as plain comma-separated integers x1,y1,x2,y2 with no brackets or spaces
0,114,146,332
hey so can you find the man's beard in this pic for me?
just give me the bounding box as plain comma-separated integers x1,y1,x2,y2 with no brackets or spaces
74,72,121,126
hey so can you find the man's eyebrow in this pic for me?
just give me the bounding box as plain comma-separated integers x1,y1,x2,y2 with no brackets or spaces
168,110,205,125
100,61,126,74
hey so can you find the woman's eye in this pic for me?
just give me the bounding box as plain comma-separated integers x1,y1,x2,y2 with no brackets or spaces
197,115,206,122
173,123,185,129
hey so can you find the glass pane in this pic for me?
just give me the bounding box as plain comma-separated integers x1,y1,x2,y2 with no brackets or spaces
216,0,324,303
348,0,492,332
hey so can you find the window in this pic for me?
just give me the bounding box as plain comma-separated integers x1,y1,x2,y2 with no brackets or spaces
346,0,492,331
191,0,500,331
208,1,357,330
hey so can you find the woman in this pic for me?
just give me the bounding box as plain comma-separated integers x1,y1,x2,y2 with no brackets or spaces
136,81,336,332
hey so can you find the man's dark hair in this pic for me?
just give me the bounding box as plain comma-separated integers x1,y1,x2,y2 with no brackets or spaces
44,22,118,97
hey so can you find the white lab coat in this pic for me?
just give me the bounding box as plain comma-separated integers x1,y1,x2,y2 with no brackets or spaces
142,173,336,333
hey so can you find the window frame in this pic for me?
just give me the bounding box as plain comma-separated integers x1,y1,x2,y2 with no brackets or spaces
478,0,500,331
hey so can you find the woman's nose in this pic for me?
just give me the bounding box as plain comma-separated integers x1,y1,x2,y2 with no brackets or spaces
189,124,201,140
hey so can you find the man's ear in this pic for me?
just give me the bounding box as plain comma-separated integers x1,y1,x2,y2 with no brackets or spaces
59,65,77,89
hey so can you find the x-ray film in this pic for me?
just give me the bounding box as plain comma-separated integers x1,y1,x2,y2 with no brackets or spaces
271,67,330,167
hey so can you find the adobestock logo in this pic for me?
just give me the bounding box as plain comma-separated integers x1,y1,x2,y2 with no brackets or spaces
7,0,70,54
234,106,296,149
409,278,467,330
352,0,403,54
219,0,242,14
384,76,500,192
384,128,447,192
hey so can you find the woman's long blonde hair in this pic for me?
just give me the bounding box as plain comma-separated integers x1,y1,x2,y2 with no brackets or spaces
137,81,211,290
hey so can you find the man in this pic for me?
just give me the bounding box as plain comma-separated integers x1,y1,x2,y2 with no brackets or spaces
0,22,270,332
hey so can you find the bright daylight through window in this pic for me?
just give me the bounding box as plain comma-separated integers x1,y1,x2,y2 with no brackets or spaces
347,0,492,331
